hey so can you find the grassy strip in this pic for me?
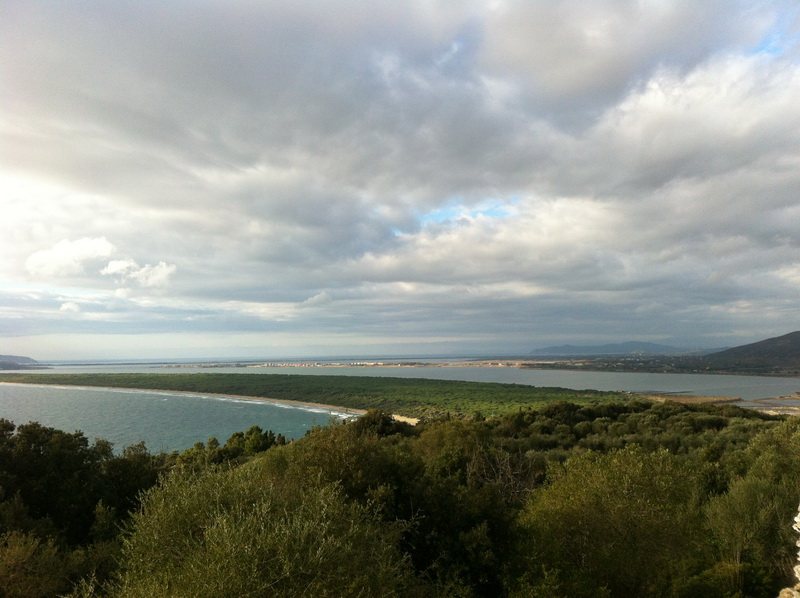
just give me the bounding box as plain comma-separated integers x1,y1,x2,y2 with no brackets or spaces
0,373,637,419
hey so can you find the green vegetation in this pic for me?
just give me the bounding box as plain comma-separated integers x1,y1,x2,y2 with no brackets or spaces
0,420,166,597
109,469,421,597
0,372,634,418
0,418,292,597
3,390,799,597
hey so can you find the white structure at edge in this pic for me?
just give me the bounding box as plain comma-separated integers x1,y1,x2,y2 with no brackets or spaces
795,509,800,584
779,503,800,598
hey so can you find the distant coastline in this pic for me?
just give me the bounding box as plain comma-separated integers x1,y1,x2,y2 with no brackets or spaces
155,357,800,378
157,359,525,370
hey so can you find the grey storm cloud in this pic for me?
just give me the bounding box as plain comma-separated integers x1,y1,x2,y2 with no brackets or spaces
1,0,799,359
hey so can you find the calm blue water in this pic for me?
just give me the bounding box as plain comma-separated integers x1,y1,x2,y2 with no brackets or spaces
1,364,798,452
0,383,356,453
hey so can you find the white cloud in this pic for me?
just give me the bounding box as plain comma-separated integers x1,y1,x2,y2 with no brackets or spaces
101,259,177,288
128,261,177,287
59,301,81,313
25,237,116,277
775,264,800,287
301,291,333,307
100,259,139,277
579,54,800,193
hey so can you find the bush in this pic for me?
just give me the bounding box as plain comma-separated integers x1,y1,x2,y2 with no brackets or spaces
107,462,425,597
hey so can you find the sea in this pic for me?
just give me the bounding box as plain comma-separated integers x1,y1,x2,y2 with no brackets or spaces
1,360,798,453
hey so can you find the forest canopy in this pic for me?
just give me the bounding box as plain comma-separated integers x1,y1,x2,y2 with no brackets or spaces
1,396,798,597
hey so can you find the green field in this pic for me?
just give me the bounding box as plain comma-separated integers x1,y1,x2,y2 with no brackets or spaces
0,372,636,418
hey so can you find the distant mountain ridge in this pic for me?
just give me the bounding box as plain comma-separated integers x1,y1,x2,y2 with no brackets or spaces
530,341,682,356
698,331,800,373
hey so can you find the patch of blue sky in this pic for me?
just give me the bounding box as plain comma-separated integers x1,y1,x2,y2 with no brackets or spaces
417,197,520,227
418,200,463,225
471,198,520,220
751,12,800,57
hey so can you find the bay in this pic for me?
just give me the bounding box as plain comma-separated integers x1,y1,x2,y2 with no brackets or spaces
0,383,355,454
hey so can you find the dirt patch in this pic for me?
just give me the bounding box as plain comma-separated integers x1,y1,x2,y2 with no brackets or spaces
637,393,740,404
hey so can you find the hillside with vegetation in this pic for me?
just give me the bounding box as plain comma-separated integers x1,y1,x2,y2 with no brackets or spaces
523,331,800,376
696,331,800,374
1,389,799,597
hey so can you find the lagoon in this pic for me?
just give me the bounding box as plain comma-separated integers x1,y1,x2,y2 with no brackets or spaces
2,362,798,452
10,361,800,400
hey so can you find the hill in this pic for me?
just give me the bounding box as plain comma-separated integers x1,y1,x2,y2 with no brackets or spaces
0,355,41,370
0,355,38,364
530,341,681,356
697,331,800,374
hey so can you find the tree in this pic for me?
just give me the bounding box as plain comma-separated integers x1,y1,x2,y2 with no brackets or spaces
0,421,112,543
106,461,427,597
703,418,800,595
518,446,705,597
0,531,67,598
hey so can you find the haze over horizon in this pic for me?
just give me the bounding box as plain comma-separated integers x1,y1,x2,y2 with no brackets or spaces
2,1,800,361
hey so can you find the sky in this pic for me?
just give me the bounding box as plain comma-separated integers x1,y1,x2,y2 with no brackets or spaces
2,1,800,361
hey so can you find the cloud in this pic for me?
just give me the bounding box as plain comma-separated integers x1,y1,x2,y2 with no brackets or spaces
301,291,333,308
101,259,177,288
101,259,138,277
573,54,800,196
128,262,177,287
25,237,116,277
3,1,800,358
59,301,81,313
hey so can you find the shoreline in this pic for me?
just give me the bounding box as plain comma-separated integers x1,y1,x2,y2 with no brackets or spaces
638,393,741,404
0,382,420,425
8,360,800,379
